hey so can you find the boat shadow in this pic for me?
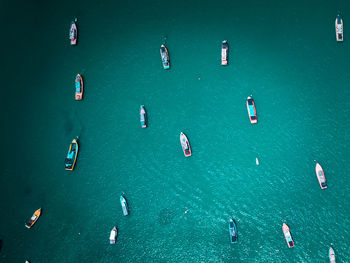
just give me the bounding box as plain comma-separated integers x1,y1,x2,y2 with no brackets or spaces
0,239,3,253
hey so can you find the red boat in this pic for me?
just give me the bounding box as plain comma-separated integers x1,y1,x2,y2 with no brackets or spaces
246,96,257,124
282,223,294,248
180,132,191,157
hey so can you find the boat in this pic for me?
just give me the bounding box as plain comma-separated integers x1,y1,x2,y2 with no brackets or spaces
282,223,294,248
70,20,77,45
256,157,259,165
246,96,257,124
221,40,228,66
75,74,83,100
65,138,79,171
180,132,191,157
229,218,238,243
329,247,336,263
25,208,41,229
120,195,129,216
335,15,343,42
140,105,147,128
25,261,30,263
160,44,170,69
315,163,327,189
109,226,118,244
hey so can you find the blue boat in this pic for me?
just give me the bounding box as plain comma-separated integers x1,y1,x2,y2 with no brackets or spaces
140,105,147,128
229,218,238,243
120,195,129,216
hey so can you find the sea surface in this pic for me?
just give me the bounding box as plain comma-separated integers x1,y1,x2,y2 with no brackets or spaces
0,0,350,262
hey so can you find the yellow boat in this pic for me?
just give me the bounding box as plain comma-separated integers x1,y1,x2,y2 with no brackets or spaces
25,208,41,229
65,138,79,171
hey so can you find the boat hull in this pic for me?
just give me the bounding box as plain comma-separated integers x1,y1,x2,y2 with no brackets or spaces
282,223,294,248
221,40,228,66
329,247,336,263
25,208,41,229
315,163,327,189
246,96,257,123
160,45,170,69
229,219,238,243
335,16,343,42
109,227,118,244
75,74,83,100
140,105,147,128
180,132,191,157
120,196,129,216
65,139,79,171
70,22,77,45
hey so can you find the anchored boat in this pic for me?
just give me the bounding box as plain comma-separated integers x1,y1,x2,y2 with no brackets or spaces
221,40,228,66
246,96,257,123
140,105,147,128
120,195,129,216
75,74,83,100
25,208,41,229
329,247,336,263
109,226,118,244
180,132,191,157
335,15,343,42
65,138,79,171
282,223,294,248
70,20,77,45
160,44,170,69
315,163,327,189
229,218,238,243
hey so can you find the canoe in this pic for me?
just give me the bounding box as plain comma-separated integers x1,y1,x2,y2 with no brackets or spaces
229,218,238,243
140,105,147,128
25,208,41,229
221,40,228,66
120,195,129,216
335,15,343,42
246,96,257,123
65,138,79,171
329,247,336,263
70,21,77,45
180,132,191,157
75,74,83,100
282,223,294,248
160,44,170,69
109,226,118,244
315,163,327,189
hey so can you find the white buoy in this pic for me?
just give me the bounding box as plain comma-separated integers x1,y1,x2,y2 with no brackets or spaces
256,158,259,165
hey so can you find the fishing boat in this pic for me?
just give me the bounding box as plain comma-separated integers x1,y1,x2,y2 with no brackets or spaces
282,223,294,248
246,96,257,124
109,226,118,244
25,208,41,229
120,195,129,216
329,247,336,263
335,15,343,42
221,40,228,66
160,44,170,69
75,74,83,100
70,20,77,45
229,218,238,243
315,163,327,189
140,105,147,128
65,138,79,171
180,132,191,157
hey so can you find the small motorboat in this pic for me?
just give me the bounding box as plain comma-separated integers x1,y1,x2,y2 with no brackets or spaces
180,132,191,157
140,105,147,128
70,20,77,45
246,96,257,124
256,157,259,165
329,247,336,263
75,74,83,100
65,138,79,171
335,15,343,42
25,208,41,229
221,40,228,66
282,223,294,248
109,226,118,244
315,163,327,189
120,195,129,216
160,44,170,69
229,218,238,243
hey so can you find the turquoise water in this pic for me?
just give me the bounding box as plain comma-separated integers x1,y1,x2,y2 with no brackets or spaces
0,0,350,262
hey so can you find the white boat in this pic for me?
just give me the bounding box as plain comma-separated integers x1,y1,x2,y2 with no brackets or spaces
335,15,343,42
315,163,327,189
109,226,118,244
329,247,336,263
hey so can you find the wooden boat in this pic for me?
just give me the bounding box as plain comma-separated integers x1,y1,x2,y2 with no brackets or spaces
246,96,257,124
75,74,83,100
229,218,238,243
65,138,79,171
282,223,294,248
70,20,77,45
221,40,228,66
25,208,41,229
329,247,336,263
140,105,147,128
109,226,118,244
160,44,170,69
120,195,129,216
315,163,327,189
335,15,343,42
180,132,191,157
